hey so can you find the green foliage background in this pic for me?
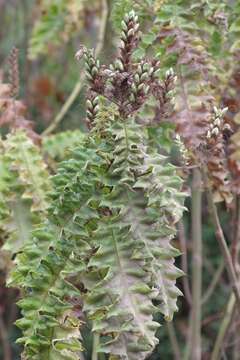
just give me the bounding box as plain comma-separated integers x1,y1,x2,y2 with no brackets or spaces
0,0,240,359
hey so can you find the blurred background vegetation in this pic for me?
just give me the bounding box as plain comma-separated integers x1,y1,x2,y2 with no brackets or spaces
1,0,240,359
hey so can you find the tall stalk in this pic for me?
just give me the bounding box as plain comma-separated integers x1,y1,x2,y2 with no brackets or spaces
203,169,240,310
190,168,202,360
211,293,235,360
92,333,100,360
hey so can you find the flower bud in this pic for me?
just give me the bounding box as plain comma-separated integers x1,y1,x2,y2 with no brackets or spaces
86,99,93,109
144,85,150,94
93,97,99,106
127,28,135,37
92,66,99,76
121,20,128,31
129,93,136,102
115,59,124,71
134,74,140,83
212,127,219,136
131,83,137,94
140,72,149,81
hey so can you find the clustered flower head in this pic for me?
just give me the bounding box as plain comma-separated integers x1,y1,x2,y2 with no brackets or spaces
175,133,189,165
76,10,177,125
206,106,229,141
152,68,177,124
8,47,19,98
117,10,140,72
86,94,99,129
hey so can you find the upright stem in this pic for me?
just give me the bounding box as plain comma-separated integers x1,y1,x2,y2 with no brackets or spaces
232,197,240,275
211,293,235,360
178,220,192,306
167,322,181,360
190,168,202,360
0,314,11,360
92,332,100,360
203,169,240,310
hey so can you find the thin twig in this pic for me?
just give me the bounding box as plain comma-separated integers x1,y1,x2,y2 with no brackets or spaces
211,293,235,360
232,197,240,275
203,168,240,311
178,220,192,306
189,168,202,360
42,0,108,136
167,322,181,360
0,314,11,360
201,260,225,305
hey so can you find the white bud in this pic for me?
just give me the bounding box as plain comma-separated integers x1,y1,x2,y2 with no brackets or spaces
143,63,149,71
93,105,100,114
212,127,219,136
213,106,219,115
214,117,221,127
86,99,93,109
206,130,211,138
127,28,135,37
134,23,140,32
221,107,228,115
137,64,142,74
129,93,135,102
115,59,124,71
75,46,86,60
91,66,98,76
137,83,145,91
131,83,137,94
129,10,136,19
121,20,128,31
119,40,125,49
134,15,139,23
224,123,232,131
144,85,150,94
124,13,130,22
166,67,174,77
149,67,154,76
86,110,93,118
121,31,127,41
93,97,99,106
141,72,148,81
134,74,140,83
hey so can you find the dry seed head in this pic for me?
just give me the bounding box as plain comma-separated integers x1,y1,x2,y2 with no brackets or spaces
8,47,19,98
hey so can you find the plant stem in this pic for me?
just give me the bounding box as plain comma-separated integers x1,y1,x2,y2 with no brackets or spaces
232,196,240,275
211,293,235,360
92,332,100,360
80,353,86,360
42,0,108,136
167,322,181,360
201,260,224,305
0,314,11,360
189,168,202,360
178,220,192,306
203,169,240,310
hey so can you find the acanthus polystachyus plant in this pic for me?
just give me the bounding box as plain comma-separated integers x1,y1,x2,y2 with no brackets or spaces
10,10,186,360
